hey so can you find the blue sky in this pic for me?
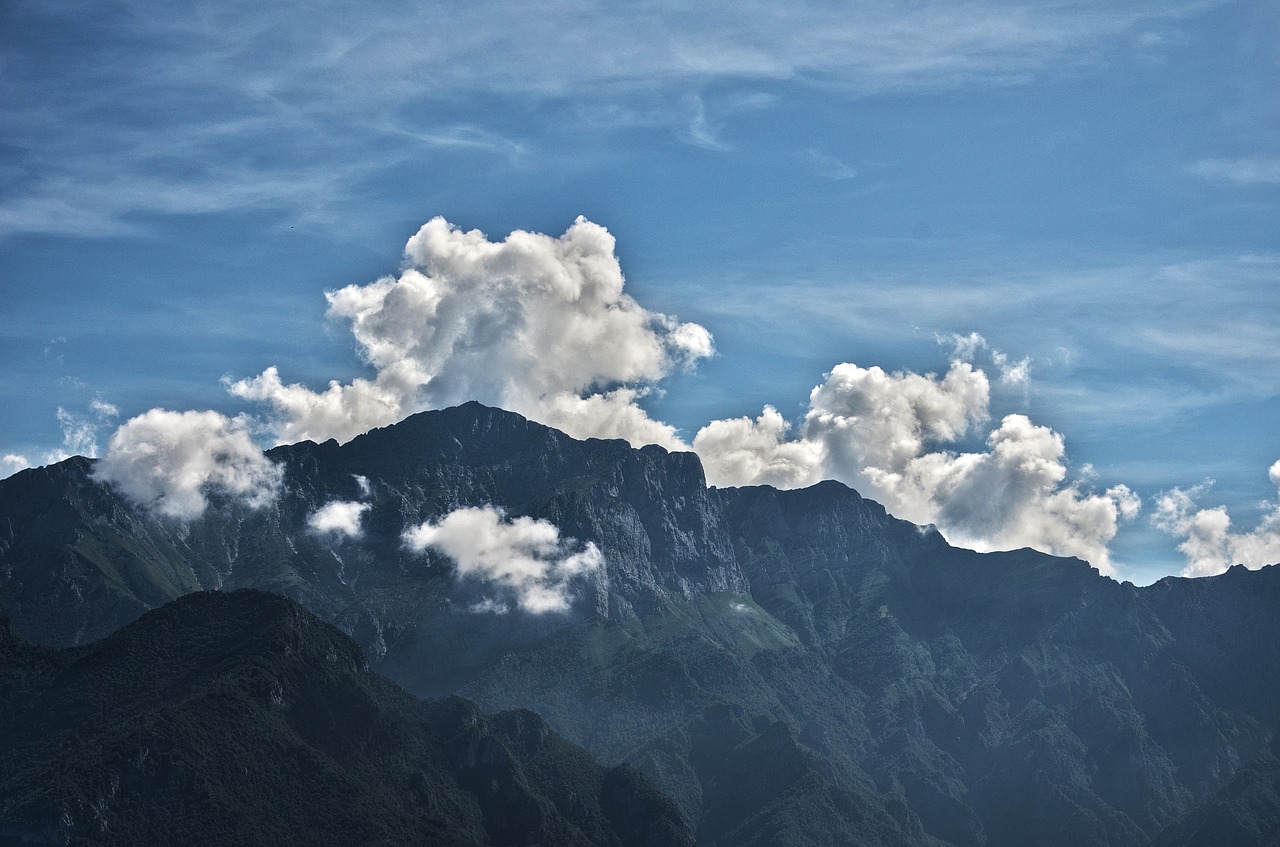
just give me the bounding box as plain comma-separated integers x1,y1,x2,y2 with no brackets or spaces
2,0,1277,583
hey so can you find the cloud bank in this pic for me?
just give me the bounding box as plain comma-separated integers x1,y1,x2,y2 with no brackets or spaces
94,409,282,520
402,506,603,613
229,216,712,449
1154,461,1280,577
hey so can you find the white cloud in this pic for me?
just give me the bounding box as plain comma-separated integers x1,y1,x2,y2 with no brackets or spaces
1153,461,1280,577
694,360,1139,572
402,505,603,613
938,331,1031,387
864,415,1141,571
229,216,713,448
992,350,1031,387
42,400,121,464
95,409,282,520
53,407,99,460
354,474,372,497
1190,158,1280,186
90,399,120,418
307,500,370,538
694,406,824,489
1,454,31,479
805,360,991,479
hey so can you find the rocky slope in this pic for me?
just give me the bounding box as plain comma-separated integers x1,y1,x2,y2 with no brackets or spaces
0,589,694,847
2,402,1279,846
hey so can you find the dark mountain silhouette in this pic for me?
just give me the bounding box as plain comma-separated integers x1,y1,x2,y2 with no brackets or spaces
3,401,1279,845
0,589,694,847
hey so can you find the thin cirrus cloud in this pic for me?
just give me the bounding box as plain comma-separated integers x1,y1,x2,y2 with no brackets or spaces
1189,158,1280,186
683,253,1280,432
402,505,604,614
0,0,1199,239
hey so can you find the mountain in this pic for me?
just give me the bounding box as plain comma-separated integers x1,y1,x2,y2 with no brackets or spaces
0,588,695,847
3,401,1280,846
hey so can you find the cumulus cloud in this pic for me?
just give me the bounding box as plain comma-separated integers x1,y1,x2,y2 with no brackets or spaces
939,331,1031,387
307,500,370,538
694,359,1139,572
805,360,991,480
402,506,603,613
95,409,282,520
228,216,713,447
694,406,824,489
864,414,1141,571
1153,461,1280,577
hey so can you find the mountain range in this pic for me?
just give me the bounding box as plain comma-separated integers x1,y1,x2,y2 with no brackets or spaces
3,402,1279,846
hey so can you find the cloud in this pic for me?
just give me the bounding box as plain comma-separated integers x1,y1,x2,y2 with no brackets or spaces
1189,158,1280,186
682,94,731,151
54,407,98,459
863,414,1141,571
938,331,1031,387
694,406,824,489
89,214,1144,572
206,212,1140,573
805,149,859,181
805,360,991,478
354,474,372,497
991,350,1031,387
95,409,282,520
1,454,31,479
229,216,713,448
307,500,370,538
694,359,1139,572
402,506,603,613
41,400,121,464
1153,461,1280,577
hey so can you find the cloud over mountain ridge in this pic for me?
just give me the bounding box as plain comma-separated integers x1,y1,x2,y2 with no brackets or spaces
73,217,1275,578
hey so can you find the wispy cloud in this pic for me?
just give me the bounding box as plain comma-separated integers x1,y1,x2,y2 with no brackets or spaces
684,250,1280,433
0,0,1204,239
1189,157,1280,186
681,95,732,151
805,150,859,181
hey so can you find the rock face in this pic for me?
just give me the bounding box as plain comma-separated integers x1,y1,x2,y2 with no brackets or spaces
3,401,1280,846
0,589,695,847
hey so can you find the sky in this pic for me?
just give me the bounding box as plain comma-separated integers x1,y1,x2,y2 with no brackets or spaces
1,0,1278,585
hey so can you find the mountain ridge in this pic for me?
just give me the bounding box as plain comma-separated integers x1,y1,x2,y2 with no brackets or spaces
3,402,1279,846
